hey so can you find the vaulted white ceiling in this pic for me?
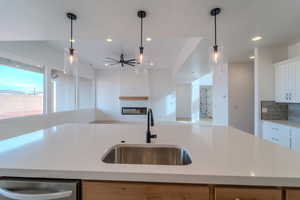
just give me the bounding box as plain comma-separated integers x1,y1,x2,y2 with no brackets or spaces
46,38,190,69
1,0,300,69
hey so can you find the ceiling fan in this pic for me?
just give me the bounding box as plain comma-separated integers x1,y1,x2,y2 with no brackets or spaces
104,54,137,67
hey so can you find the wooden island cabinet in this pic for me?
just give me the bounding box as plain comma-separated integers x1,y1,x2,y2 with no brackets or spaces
82,181,209,200
82,181,300,200
286,189,300,200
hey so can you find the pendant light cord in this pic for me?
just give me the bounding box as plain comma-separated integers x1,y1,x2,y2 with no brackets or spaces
70,18,73,49
140,17,143,48
214,14,217,46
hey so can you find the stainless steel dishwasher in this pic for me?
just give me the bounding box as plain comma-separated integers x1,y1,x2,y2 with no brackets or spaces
0,178,79,200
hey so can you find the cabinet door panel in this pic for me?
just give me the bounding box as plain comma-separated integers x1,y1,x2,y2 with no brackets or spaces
291,128,300,152
275,64,287,102
215,187,282,200
286,189,300,200
288,62,297,102
295,61,300,103
275,65,283,102
278,124,291,148
82,181,209,200
263,122,281,144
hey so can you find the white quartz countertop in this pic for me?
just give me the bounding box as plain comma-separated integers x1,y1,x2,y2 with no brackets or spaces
264,120,300,128
1,123,300,186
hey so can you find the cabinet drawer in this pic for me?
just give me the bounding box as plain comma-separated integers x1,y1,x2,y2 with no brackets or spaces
82,181,209,200
286,189,300,200
215,187,282,200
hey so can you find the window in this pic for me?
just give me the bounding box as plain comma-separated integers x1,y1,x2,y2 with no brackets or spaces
52,70,75,112
0,59,44,119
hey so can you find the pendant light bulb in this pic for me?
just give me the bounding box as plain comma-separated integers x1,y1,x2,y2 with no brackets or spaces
69,48,74,65
139,46,144,64
69,55,74,65
213,45,219,64
139,54,143,64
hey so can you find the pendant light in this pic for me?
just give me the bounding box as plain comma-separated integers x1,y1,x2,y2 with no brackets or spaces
137,10,146,64
64,12,78,74
210,8,223,65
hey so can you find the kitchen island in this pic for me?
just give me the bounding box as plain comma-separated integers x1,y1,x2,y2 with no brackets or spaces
1,123,300,200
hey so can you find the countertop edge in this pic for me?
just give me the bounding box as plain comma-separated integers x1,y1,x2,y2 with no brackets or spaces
2,168,300,187
263,120,300,129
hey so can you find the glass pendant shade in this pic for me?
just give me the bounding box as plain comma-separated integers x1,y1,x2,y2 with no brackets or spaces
64,48,79,75
209,45,224,67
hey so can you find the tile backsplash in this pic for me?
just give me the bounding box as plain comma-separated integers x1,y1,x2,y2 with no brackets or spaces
261,101,288,120
288,104,300,122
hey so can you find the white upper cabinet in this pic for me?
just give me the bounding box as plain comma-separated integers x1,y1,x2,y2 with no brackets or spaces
274,57,300,103
295,60,300,102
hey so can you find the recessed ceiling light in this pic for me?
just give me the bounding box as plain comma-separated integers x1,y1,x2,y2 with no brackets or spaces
146,37,152,42
251,36,262,41
149,61,154,66
249,56,255,59
106,38,113,42
104,63,109,66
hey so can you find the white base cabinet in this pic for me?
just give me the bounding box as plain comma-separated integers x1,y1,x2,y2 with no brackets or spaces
291,127,300,152
263,121,300,152
262,121,291,148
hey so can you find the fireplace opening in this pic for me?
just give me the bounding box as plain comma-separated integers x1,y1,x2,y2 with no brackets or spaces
121,107,147,115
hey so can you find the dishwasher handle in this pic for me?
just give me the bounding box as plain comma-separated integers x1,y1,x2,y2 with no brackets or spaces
0,188,72,200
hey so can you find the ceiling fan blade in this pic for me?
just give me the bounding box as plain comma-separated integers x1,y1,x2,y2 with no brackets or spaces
126,59,137,62
105,57,119,62
126,63,135,67
104,60,118,63
127,61,137,64
107,63,120,66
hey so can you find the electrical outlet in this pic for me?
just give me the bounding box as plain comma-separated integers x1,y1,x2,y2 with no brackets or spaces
262,107,268,113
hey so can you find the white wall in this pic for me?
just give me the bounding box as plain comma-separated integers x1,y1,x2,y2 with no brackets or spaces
149,69,176,121
0,109,96,141
212,64,229,126
176,83,192,119
229,63,254,134
96,69,121,120
254,46,288,137
96,68,176,122
120,70,149,97
288,42,300,58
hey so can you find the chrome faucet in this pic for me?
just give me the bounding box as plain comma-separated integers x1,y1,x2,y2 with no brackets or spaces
146,108,156,143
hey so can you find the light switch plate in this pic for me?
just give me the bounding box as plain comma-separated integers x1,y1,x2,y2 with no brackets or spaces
262,107,268,113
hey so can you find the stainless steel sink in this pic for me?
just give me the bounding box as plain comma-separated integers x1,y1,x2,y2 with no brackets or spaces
102,144,192,165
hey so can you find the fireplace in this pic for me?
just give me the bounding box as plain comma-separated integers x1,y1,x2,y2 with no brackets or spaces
121,107,147,115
